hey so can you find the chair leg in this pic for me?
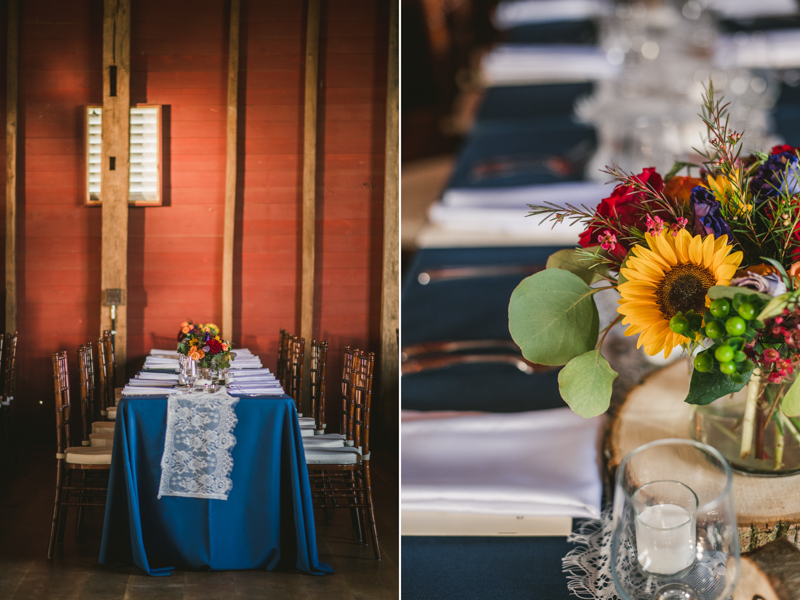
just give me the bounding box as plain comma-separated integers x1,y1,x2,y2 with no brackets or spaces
47,462,64,559
349,474,364,542
56,471,71,547
363,464,381,560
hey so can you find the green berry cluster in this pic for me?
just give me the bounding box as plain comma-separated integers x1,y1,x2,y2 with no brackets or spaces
669,294,767,383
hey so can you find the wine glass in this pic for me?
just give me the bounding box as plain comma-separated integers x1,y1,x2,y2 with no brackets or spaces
611,438,739,600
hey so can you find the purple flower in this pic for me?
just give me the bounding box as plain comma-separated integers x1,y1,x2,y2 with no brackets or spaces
750,152,798,200
690,186,733,241
731,271,787,297
203,345,211,353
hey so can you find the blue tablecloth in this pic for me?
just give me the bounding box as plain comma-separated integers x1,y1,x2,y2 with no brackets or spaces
402,536,579,600
99,393,333,576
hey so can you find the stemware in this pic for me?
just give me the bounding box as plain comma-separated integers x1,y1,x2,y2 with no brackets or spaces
611,438,739,600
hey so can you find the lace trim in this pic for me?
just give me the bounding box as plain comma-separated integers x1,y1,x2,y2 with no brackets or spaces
562,510,618,600
158,390,239,501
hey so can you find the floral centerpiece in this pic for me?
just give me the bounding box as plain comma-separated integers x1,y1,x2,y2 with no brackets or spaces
509,87,800,472
177,320,233,371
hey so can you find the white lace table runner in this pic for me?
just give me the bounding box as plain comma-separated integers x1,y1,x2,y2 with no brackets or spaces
563,510,731,600
158,390,239,501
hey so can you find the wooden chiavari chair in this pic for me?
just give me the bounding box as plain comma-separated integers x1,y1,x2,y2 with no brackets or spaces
305,351,380,559
303,341,348,449
48,352,112,559
103,330,123,418
78,344,113,447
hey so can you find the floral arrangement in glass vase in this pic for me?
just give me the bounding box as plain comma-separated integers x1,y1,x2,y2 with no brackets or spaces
177,320,233,371
509,87,800,472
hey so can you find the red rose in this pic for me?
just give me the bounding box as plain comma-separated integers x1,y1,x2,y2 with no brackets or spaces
579,168,664,258
771,144,798,155
207,339,223,354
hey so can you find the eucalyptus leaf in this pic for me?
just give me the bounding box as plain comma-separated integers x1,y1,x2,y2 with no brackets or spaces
780,377,800,417
708,285,772,304
685,365,753,406
558,349,617,418
546,247,609,285
757,292,791,321
509,269,600,366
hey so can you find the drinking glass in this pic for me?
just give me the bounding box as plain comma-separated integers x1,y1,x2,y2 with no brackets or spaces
611,439,739,600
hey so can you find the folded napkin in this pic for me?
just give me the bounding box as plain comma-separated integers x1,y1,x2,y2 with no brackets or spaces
716,29,800,69
708,0,796,19
228,367,271,374
122,386,176,396
126,379,175,388
482,45,620,85
226,373,277,382
137,372,179,381
402,408,602,519
441,181,606,209
232,349,253,356
150,349,178,356
228,385,285,396
493,0,610,29
232,381,282,389
145,358,179,365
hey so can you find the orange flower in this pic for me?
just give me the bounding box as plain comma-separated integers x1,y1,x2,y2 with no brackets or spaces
181,326,191,334
663,176,703,207
188,347,205,361
221,343,228,351
180,321,189,328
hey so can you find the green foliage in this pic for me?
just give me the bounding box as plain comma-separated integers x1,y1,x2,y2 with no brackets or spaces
557,349,618,418
685,364,753,405
780,377,800,417
508,269,600,366
545,247,610,285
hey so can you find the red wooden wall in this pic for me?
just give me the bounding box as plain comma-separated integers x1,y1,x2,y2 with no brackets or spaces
2,0,390,444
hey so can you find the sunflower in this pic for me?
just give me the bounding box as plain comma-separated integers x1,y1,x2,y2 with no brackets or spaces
617,229,743,357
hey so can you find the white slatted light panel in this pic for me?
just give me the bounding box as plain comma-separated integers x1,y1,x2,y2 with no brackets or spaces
86,105,161,205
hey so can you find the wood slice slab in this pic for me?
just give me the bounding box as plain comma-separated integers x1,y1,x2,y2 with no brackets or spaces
608,358,800,552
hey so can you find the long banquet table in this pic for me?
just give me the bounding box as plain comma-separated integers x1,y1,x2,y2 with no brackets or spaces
98,361,332,577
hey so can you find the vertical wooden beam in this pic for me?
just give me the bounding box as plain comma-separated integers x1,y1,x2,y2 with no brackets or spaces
5,0,18,335
300,0,321,415
379,0,399,442
222,0,240,340
101,0,131,385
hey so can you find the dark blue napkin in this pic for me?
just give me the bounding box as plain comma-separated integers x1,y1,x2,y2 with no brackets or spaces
474,83,594,133
503,19,599,45
402,246,570,413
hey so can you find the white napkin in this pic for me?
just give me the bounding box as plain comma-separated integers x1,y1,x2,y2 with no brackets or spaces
227,373,277,381
145,357,179,364
493,0,611,29
229,367,271,374
232,348,253,356
707,0,797,19
122,386,176,396
137,372,179,381
126,379,175,387
716,29,800,70
401,408,602,519
150,349,178,356
228,385,285,396
441,181,607,209
482,45,620,85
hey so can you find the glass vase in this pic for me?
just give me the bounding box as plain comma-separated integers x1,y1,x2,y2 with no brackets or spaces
611,439,739,600
690,372,800,475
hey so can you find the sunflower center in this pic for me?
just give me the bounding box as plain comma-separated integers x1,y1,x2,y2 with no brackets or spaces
655,263,716,320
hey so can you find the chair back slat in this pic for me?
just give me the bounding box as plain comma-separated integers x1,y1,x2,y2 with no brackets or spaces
103,330,116,391
77,344,96,445
340,346,355,435
348,351,374,454
3,332,16,404
95,334,112,417
309,340,327,430
52,352,72,454
277,329,288,388
287,336,304,413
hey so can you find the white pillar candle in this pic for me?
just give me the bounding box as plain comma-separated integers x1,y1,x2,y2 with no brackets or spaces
635,503,696,575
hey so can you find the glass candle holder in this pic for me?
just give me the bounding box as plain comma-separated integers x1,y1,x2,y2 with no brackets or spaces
611,439,739,600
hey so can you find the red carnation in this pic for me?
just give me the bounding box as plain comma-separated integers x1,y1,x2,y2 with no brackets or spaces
207,339,223,354
579,167,664,259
